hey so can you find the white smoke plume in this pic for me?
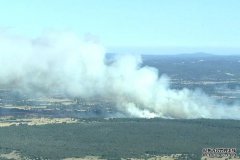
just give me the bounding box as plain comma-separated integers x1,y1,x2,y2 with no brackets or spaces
0,31,239,119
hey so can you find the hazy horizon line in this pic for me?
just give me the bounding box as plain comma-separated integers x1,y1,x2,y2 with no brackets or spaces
106,46,240,55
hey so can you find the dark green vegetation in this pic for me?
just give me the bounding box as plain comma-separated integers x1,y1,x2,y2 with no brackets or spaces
0,118,239,159
0,54,240,159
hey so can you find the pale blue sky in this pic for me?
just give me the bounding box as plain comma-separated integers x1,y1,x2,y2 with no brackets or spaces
0,0,240,53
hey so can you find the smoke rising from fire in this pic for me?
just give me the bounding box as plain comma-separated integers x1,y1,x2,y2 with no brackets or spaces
0,31,239,119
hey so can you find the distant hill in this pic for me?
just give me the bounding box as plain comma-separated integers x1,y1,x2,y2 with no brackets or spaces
177,52,214,57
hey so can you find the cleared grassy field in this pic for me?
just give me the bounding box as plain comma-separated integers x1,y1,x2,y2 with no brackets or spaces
0,118,239,159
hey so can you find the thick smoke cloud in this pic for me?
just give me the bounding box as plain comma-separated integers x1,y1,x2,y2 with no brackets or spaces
0,31,239,119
